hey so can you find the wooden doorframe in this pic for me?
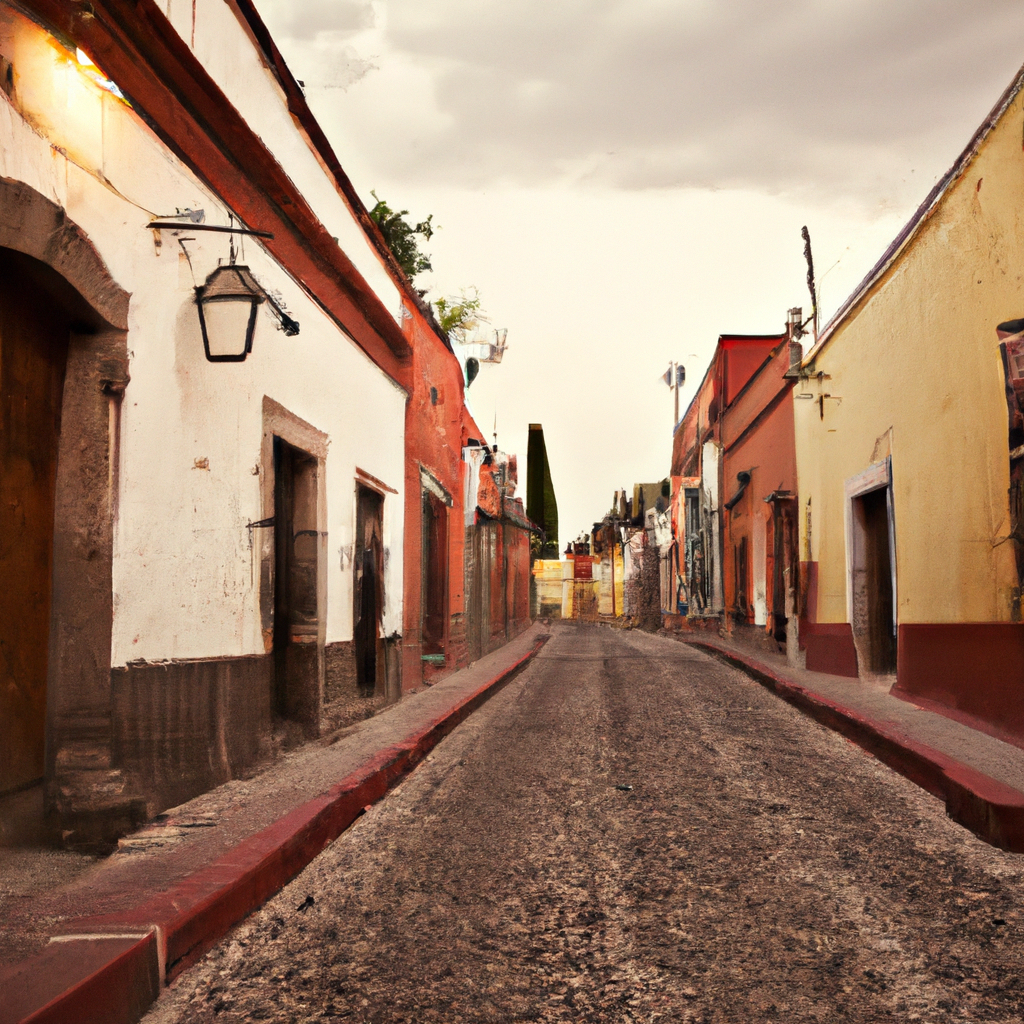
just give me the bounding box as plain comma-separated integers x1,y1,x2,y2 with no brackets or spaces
259,398,328,736
419,467,452,658
845,458,898,676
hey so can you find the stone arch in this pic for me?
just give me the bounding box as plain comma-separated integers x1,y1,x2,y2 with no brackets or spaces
0,178,137,850
0,177,129,331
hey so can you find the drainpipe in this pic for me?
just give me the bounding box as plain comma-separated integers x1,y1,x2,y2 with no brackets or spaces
718,353,729,636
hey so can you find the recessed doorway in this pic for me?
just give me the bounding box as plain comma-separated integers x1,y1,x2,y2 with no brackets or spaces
847,463,897,677
0,249,71,805
272,435,322,736
421,487,448,657
354,485,384,696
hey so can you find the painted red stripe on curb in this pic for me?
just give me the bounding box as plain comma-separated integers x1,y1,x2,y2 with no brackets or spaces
66,634,548,986
684,638,1024,852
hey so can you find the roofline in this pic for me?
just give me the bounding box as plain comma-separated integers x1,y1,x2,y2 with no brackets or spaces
805,61,1024,364
675,350,718,438
225,0,454,353
718,333,787,343
673,331,786,437
20,0,417,383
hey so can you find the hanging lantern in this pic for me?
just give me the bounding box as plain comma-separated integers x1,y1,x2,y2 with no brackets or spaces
195,265,266,362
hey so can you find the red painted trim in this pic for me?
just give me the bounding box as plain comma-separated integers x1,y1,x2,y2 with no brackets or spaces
62,635,548,985
682,637,1024,852
18,0,412,385
895,622,1024,747
221,0,427,313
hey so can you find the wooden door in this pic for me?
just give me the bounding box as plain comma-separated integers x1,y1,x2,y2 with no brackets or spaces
421,489,448,655
0,250,69,795
273,436,320,725
354,485,384,695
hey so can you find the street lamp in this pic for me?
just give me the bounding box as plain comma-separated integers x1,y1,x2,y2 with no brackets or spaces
195,264,266,362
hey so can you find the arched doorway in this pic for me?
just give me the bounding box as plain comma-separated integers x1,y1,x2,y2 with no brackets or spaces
0,248,72,801
0,179,130,849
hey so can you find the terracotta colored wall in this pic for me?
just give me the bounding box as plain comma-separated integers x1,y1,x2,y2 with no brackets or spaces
673,333,789,626
720,340,795,622
721,336,779,405
401,307,479,690
672,351,721,477
506,527,531,637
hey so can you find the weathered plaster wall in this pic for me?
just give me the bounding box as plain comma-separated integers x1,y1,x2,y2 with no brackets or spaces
0,8,406,670
401,309,476,689
795,89,1024,628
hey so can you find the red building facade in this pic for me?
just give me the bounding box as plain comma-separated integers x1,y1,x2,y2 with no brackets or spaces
671,329,801,646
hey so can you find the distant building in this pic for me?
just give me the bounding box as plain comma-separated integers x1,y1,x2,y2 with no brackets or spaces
671,330,796,645
462,445,533,658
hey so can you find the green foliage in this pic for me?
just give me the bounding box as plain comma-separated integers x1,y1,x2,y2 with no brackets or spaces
435,287,488,343
368,191,434,281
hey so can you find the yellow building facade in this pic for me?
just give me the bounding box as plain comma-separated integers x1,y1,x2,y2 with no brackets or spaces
795,67,1024,742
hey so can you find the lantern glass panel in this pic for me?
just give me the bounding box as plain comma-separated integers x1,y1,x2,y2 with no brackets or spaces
202,297,256,359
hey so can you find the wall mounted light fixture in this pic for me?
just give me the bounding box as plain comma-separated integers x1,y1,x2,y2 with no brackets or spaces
195,264,266,362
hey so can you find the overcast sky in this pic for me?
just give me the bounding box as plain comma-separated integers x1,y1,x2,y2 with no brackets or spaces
254,0,1024,543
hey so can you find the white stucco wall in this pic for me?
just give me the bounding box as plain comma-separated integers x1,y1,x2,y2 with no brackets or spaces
0,7,406,667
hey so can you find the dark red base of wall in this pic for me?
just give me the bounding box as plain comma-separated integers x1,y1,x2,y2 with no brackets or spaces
796,562,859,677
112,655,274,816
895,623,1024,748
800,621,859,678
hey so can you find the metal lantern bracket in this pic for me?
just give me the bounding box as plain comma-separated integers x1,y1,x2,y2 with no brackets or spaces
148,220,275,239
152,219,301,353
148,220,299,339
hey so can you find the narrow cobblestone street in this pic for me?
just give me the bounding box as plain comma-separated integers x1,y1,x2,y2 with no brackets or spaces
145,623,1024,1024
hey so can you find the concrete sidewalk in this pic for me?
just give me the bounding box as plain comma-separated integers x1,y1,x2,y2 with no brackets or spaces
665,626,1024,854
0,625,548,1024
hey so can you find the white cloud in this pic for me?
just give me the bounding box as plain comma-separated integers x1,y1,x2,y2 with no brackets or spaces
252,0,1024,538
258,0,1024,204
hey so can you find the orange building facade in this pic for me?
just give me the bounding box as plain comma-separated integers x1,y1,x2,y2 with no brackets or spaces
671,329,800,647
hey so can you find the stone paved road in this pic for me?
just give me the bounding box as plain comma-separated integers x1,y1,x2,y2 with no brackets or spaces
145,623,1024,1023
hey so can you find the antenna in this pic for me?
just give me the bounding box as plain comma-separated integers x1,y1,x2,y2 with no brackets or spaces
801,225,818,339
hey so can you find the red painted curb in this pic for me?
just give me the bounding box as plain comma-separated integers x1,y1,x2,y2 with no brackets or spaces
11,634,547,1023
684,638,1024,852
0,933,159,1024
